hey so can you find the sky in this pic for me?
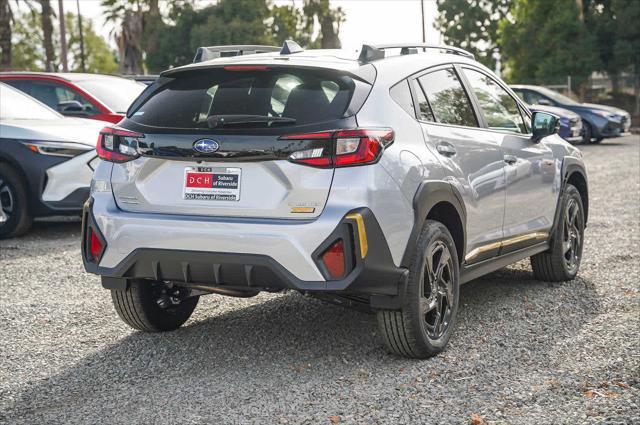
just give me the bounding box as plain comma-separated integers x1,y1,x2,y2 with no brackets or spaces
46,0,441,51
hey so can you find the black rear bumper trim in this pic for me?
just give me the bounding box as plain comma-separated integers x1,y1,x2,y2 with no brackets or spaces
85,206,409,309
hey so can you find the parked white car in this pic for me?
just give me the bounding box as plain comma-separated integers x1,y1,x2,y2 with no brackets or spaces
0,82,106,238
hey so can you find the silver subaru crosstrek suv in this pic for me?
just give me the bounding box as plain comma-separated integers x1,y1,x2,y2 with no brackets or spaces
82,42,588,358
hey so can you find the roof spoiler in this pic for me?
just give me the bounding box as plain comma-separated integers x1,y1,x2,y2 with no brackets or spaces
193,45,280,63
358,43,475,63
193,40,305,63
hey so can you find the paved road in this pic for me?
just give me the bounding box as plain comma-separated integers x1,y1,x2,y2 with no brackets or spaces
1,135,638,424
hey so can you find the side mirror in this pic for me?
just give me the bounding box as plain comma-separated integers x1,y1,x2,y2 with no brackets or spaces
57,100,89,115
531,111,559,142
537,98,553,106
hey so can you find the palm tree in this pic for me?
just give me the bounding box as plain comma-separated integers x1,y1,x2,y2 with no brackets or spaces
102,0,144,74
0,0,35,69
38,0,56,71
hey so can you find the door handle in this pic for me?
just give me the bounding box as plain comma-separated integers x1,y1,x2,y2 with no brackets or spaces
503,154,518,165
436,142,456,157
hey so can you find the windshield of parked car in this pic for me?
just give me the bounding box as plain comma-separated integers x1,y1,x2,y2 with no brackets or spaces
0,83,62,120
533,86,579,105
75,77,146,113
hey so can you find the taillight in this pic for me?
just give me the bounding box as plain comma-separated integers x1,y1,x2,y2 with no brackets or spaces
321,239,346,279
279,128,394,168
96,126,144,163
223,65,270,71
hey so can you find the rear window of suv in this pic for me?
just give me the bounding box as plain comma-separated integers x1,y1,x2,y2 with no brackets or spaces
129,68,355,129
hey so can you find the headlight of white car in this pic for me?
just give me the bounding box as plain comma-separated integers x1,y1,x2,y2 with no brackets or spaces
21,141,94,157
592,110,618,120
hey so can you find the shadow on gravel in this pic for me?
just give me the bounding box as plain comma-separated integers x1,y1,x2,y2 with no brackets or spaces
4,266,601,423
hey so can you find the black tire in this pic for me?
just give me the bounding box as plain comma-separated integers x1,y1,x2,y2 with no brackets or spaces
111,280,199,332
582,121,592,144
591,137,603,144
376,220,460,359
0,163,32,239
530,184,585,282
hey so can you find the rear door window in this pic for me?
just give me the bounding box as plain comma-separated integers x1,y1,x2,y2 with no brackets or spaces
416,68,478,127
412,79,436,122
130,68,356,129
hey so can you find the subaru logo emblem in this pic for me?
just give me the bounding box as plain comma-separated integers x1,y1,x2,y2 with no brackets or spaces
193,139,219,153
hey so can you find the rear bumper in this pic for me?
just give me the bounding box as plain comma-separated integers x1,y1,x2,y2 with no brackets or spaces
82,195,409,309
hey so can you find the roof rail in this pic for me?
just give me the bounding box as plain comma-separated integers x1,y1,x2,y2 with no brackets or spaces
358,43,475,63
193,45,280,63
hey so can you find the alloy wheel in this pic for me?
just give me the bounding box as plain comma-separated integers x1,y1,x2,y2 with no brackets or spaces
420,240,455,339
563,198,583,273
0,177,15,224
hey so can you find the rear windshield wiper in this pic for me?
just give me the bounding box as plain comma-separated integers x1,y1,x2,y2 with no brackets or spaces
207,115,296,128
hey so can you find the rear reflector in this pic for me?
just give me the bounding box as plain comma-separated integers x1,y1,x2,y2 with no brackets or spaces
280,128,394,168
321,239,346,279
88,228,104,263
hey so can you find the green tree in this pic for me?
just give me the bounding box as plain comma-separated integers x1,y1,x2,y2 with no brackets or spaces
611,0,640,113
144,4,207,71
270,4,309,46
499,0,598,97
9,10,117,74
584,0,625,91
189,0,273,48
435,0,511,68
10,10,42,70
302,0,345,48
144,0,346,73
38,0,55,70
65,12,118,74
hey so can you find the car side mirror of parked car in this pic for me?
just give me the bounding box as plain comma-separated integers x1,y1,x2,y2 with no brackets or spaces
57,100,89,116
531,111,559,142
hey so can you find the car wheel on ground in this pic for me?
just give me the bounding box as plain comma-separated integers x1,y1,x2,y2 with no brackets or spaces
377,220,460,359
530,183,585,281
111,279,199,332
591,136,603,144
0,163,32,239
582,121,593,144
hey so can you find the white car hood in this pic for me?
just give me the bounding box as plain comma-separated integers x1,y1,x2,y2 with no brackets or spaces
0,117,107,147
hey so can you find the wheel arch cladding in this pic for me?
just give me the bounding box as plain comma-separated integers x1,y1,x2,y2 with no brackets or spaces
567,171,588,225
426,201,465,264
401,181,467,267
562,157,589,226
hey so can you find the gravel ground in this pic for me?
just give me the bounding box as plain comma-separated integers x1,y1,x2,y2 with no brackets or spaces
1,135,639,425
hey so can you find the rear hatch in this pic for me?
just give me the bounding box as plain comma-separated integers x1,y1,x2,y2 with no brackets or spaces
111,65,370,219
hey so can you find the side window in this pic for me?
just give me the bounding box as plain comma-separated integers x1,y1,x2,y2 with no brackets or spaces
524,90,547,106
3,80,32,93
389,80,416,118
519,105,532,133
29,81,100,115
513,90,526,102
417,68,478,127
463,68,527,134
412,80,436,122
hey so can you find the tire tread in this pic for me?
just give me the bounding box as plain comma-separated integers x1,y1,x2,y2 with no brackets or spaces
376,220,459,359
531,184,584,282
